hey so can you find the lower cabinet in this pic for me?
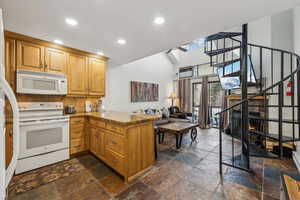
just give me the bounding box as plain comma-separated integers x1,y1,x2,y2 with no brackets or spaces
88,117,155,182
69,116,155,181
90,126,105,158
70,117,87,155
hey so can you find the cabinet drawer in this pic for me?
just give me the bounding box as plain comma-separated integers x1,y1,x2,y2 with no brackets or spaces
70,124,85,139
106,123,124,135
70,117,85,125
71,139,86,154
105,148,125,175
105,133,125,155
89,118,106,128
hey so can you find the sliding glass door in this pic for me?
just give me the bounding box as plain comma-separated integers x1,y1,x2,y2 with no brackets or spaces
208,82,222,127
192,81,222,128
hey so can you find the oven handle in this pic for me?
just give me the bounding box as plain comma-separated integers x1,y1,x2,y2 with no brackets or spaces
20,119,69,126
1,76,20,188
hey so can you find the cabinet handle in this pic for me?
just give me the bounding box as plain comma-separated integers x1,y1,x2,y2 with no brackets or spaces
111,141,117,145
74,145,82,148
74,120,81,123
74,131,81,134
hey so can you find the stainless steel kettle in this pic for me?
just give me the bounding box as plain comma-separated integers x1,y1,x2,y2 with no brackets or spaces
65,105,76,114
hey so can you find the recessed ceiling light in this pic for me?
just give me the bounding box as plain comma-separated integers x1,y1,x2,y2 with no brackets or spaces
97,51,104,56
65,18,78,26
117,39,126,45
154,17,165,25
54,39,63,45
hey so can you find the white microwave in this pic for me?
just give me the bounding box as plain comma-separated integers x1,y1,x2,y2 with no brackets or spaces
16,70,67,95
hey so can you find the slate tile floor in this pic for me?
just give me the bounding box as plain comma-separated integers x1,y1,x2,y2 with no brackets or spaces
8,128,299,200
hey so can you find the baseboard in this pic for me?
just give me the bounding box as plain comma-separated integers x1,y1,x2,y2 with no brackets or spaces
292,152,300,172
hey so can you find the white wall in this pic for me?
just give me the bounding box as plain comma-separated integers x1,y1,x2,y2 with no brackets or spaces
293,6,300,170
272,10,294,52
104,53,174,112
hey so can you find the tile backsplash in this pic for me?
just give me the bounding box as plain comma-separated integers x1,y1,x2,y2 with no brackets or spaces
16,94,101,113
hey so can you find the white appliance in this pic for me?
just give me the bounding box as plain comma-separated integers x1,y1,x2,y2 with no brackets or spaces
16,102,69,174
0,9,20,200
85,100,92,112
16,69,67,95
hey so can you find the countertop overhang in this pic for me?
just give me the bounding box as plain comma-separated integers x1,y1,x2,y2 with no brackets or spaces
66,111,161,125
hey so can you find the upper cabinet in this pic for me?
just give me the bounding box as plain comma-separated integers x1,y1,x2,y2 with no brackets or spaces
88,58,105,96
68,53,88,95
5,38,16,89
17,41,67,74
45,47,67,74
6,31,108,97
17,41,45,71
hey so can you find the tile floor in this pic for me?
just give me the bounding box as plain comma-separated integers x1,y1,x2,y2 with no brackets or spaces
8,128,299,200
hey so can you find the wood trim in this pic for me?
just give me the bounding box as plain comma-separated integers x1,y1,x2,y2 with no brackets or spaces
225,94,266,100
5,38,15,89
5,30,109,61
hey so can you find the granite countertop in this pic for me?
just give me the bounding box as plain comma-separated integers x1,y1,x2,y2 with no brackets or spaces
66,111,161,125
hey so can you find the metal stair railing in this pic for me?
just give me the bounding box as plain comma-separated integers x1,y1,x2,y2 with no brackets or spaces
205,29,300,173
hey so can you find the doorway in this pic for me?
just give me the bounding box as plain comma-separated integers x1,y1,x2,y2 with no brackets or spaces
192,81,222,128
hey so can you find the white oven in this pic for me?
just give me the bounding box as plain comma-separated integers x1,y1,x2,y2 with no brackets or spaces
16,102,69,174
19,117,69,159
16,69,67,95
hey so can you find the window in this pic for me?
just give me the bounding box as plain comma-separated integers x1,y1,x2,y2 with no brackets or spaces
186,38,205,51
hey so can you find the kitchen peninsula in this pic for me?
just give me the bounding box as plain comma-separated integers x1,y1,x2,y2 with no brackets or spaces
68,111,160,182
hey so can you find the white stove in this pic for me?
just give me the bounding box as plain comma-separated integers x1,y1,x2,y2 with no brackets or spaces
16,102,69,174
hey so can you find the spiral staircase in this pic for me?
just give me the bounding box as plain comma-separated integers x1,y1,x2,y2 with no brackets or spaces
204,24,300,172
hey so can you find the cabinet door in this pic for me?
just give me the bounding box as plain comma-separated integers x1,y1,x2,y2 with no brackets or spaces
5,38,16,90
45,47,67,74
90,127,98,155
5,123,13,169
98,130,105,157
68,54,87,95
88,58,105,96
16,41,44,71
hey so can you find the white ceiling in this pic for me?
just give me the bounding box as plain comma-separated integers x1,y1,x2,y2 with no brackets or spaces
1,0,300,65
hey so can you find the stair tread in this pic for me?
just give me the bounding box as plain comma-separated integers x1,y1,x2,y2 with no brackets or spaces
249,144,278,158
213,58,241,68
248,130,299,142
248,116,299,124
205,46,241,56
206,32,242,41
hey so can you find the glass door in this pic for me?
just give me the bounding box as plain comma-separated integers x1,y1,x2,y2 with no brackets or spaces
208,82,222,128
192,81,222,128
192,82,201,122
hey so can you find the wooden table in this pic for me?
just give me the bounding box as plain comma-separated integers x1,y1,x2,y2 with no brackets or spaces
157,122,199,149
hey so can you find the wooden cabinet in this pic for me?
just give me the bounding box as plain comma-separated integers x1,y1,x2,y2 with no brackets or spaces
70,117,87,155
88,58,105,96
88,117,155,182
5,123,13,168
5,38,16,89
68,54,88,95
16,41,68,75
90,126,105,158
16,41,44,71
6,31,108,97
45,47,67,74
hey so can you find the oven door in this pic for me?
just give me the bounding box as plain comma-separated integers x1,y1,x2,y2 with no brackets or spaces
19,119,69,159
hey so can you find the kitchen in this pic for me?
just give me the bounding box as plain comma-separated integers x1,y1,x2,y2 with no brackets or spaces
2,26,159,199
